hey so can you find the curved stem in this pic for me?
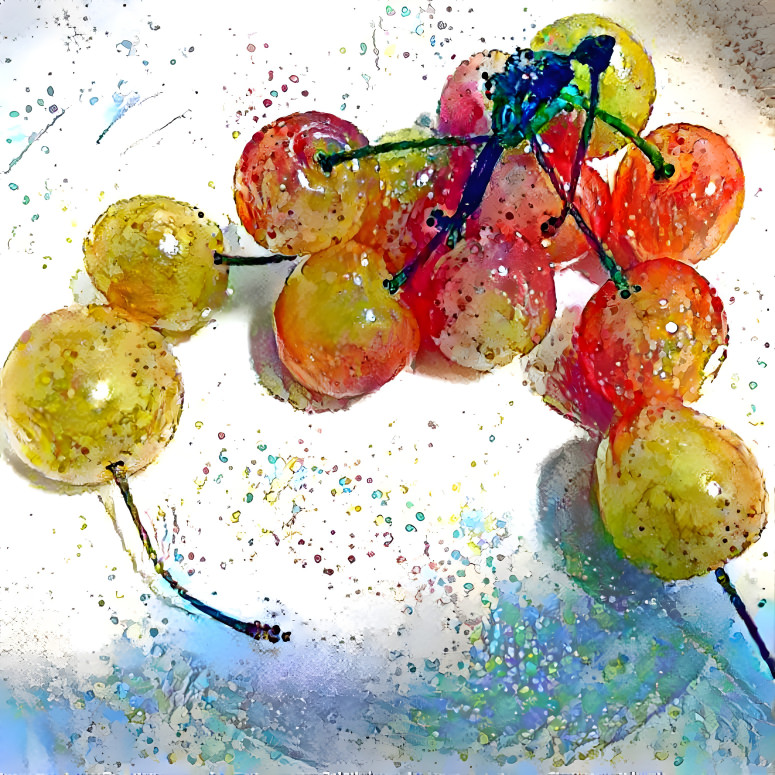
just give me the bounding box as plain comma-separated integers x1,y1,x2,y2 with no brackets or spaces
715,567,775,678
557,92,675,180
107,463,290,644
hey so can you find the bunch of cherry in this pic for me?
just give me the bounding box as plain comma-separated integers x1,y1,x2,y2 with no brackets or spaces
0,13,771,668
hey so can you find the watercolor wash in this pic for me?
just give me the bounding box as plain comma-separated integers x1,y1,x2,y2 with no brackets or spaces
0,0,772,772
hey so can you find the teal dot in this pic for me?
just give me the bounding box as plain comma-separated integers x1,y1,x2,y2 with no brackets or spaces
749,381,758,389
258,443,267,451
360,42,367,55
245,492,253,503
270,90,278,98
8,183,18,190
218,449,228,463
401,5,410,15
31,214,39,222
47,86,54,96
405,524,416,532
22,195,29,204
489,435,495,442
9,110,19,117
41,146,49,153
267,454,276,464
463,583,474,591
170,59,176,65
415,512,425,521
37,99,44,106
89,97,99,105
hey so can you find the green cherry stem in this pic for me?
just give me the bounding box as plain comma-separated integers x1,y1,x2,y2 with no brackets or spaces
315,90,674,183
214,252,297,266
557,91,675,180
315,132,492,173
107,462,291,644
715,567,775,678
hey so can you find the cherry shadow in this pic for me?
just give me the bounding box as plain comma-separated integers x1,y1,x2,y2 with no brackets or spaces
535,435,663,610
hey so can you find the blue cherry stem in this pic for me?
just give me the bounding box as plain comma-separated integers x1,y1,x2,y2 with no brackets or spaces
107,462,290,644
715,567,775,678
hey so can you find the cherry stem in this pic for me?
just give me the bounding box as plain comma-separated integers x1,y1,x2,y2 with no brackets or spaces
106,462,290,644
315,89,674,184
214,252,296,266
528,125,633,297
715,567,775,678
315,132,492,173
557,92,675,180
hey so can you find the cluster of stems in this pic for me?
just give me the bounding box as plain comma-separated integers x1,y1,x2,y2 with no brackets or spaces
316,84,674,299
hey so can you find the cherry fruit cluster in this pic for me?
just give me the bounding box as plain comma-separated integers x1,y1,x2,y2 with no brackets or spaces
0,14,769,662
230,13,767,597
